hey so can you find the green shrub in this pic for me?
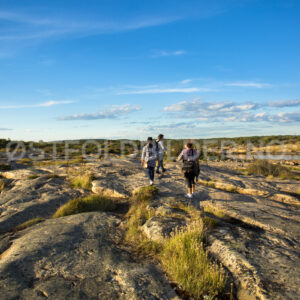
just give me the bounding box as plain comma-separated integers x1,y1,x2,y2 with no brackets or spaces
13,217,44,232
53,195,116,218
160,223,227,299
246,160,298,179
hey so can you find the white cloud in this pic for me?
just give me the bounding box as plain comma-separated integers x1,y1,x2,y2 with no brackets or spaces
268,99,300,107
151,50,186,58
0,10,182,42
0,100,74,109
59,104,141,121
117,87,212,95
181,79,192,84
163,98,300,123
225,81,272,88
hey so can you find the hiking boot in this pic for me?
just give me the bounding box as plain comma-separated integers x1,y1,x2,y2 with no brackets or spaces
156,170,161,174
162,168,166,173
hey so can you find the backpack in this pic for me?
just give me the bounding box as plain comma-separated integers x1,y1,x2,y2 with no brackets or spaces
155,141,160,153
182,149,200,175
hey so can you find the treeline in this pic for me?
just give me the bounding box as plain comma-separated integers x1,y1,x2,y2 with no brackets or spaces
1,135,299,158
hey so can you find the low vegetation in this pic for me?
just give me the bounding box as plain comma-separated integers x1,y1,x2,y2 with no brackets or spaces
125,187,227,299
160,222,227,299
125,186,158,245
69,173,95,190
27,174,39,180
246,160,299,180
0,178,6,193
198,179,238,193
18,158,33,165
203,206,231,221
13,217,44,232
53,195,116,218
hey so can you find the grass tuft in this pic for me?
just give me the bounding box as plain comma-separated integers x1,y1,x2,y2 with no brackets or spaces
13,217,44,232
53,194,116,218
132,185,158,202
246,160,299,180
159,222,227,299
18,158,33,165
69,173,95,190
27,174,39,180
0,178,6,192
125,185,158,245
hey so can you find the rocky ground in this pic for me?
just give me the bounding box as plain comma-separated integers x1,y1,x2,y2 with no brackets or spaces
0,157,299,300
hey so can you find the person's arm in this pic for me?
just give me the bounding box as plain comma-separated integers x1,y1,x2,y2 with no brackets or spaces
159,141,167,152
177,150,184,161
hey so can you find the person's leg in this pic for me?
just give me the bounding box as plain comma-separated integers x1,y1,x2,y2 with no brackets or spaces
185,173,193,198
191,176,195,194
146,167,151,181
161,159,166,172
151,167,155,181
156,160,161,173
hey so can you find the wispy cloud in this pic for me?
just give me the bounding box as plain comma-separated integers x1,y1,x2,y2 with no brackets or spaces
117,87,212,95
0,100,74,109
59,104,141,121
268,99,300,107
163,98,300,123
224,81,272,88
151,50,186,58
181,79,193,84
0,10,182,43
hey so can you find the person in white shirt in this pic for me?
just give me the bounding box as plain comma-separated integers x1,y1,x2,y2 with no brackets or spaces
141,137,157,185
155,134,167,174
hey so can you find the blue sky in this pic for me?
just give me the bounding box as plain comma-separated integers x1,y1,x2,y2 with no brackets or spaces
0,0,299,141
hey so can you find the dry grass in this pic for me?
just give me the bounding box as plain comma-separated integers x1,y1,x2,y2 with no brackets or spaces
13,217,44,232
198,179,238,193
125,186,158,245
132,185,158,202
125,193,227,299
53,195,116,218
246,160,299,180
18,158,33,165
159,222,227,299
27,174,39,179
0,178,5,193
203,206,231,221
69,173,95,190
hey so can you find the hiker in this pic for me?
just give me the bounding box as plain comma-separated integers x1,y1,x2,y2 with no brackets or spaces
177,142,200,199
141,137,157,185
155,134,167,174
